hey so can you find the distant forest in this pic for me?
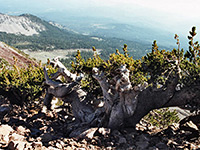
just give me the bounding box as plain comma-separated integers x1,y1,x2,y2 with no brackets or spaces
0,14,151,60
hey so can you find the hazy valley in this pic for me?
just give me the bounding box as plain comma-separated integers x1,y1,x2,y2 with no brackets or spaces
0,13,177,63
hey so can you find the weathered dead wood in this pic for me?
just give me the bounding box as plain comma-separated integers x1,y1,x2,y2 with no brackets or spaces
125,82,200,128
49,57,77,82
43,58,200,133
43,59,95,125
92,65,139,129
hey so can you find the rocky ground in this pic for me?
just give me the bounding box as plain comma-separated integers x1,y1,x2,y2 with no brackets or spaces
0,96,200,150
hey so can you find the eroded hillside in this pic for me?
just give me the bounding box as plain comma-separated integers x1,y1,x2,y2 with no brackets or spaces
0,42,38,67
0,13,46,36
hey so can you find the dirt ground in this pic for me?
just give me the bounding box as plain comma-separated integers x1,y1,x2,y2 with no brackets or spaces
0,42,38,67
0,96,200,150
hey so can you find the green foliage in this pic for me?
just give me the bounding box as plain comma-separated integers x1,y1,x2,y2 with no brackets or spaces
144,108,180,128
0,60,45,105
0,58,9,68
70,44,147,95
185,26,200,65
69,26,200,95
142,28,200,87
68,27,200,126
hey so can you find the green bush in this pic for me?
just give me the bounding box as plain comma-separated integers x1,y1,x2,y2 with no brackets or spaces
68,27,199,126
143,108,180,128
0,59,45,105
70,30,200,95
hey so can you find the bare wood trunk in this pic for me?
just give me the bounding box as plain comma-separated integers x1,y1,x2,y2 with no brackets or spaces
43,60,95,124
125,84,200,128
92,65,139,129
43,58,200,133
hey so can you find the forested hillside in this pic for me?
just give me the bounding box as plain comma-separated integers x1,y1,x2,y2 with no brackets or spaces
0,14,151,60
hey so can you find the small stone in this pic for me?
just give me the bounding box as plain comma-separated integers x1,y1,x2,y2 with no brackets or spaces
0,125,13,136
46,111,54,118
135,141,149,150
185,121,199,131
112,130,122,136
13,141,30,150
59,140,65,147
77,148,86,150
0,106,10,117
71,127,98,139
40,126,48,133
10,133,25,141
138,134,149,142
106,146,113,150
41,106,48,113
30,128,42,137
27,136,34,142
167,140,178,146
118,136,127,144
63,138,70,143
16,126,30,136
36,137,42,142
48,146,60,150
91,139,97,144
7,141,15,150
156,142,168,149
31,142,43,149
66,146,73,150
56,142,63,149
148,146,159,150
80,139,87,145
170,123,179,131
98,127,111,136
2,135,10,143
47,127,54,133
190,143,198,150
41,133,53,143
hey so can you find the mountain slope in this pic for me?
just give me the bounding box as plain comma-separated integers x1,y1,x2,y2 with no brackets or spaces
0,42,38,67
0,13,151,59
0,13,46,36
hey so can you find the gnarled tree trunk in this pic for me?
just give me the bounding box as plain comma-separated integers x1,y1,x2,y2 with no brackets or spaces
43,58,200,134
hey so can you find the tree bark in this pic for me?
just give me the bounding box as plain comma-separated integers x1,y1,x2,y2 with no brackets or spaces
43,58,200,131
125,84,200,128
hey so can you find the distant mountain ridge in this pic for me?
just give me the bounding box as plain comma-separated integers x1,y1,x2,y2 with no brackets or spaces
0,13,46,36
65,21,177,48
0,13,151,59
0,13,102,51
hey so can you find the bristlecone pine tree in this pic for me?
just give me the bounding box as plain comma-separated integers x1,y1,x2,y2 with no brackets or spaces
42,27,200,137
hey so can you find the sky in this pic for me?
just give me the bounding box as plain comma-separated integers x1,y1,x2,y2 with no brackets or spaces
0,0,200,37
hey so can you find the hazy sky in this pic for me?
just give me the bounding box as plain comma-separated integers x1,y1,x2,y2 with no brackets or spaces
0,0,200,36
